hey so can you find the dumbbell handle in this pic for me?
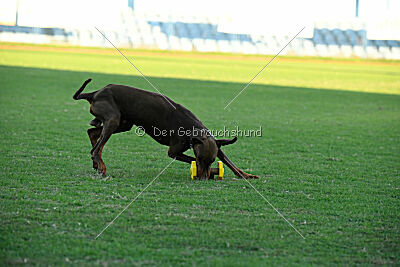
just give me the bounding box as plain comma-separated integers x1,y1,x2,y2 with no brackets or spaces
210,168,219,175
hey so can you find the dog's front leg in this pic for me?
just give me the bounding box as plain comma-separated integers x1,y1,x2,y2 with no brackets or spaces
168,145,195,163
217,149,259,179
174,153,196,163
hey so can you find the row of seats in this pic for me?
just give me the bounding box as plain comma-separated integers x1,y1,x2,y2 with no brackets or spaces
313,28,399,48
1,12,399,59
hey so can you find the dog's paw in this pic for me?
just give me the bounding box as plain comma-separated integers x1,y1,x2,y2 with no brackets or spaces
241,172,259,179
97,164,107,177
98,170,106,177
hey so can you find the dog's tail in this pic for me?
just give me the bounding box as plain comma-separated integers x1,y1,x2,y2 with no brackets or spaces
73,78,94,102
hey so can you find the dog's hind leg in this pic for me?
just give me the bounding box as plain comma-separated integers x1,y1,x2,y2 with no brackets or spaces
88,127,102,147
87,127,103,170
90,101,121,176
87,119,133,173
91,119,119,176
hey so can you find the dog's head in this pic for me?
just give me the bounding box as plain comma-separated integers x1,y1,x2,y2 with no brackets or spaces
192,135,237,179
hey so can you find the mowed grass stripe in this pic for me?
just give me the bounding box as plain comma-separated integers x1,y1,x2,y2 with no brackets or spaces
1,44,400,95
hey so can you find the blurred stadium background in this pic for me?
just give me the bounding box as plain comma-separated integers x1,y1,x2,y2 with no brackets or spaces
0,0,399,59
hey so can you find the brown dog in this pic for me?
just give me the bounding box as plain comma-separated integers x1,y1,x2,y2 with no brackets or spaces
73,79,258,179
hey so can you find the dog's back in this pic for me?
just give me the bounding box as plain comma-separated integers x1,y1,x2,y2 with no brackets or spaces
92,84,206,145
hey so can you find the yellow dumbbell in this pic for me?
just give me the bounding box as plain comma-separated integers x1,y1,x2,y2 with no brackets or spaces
217,161,224,180
190,161,197,180
190,161,224,180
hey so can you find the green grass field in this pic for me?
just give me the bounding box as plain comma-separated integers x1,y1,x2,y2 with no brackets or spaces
1,43,399,265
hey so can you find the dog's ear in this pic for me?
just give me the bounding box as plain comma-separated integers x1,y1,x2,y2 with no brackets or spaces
216,136,237,147
191,137,204,146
